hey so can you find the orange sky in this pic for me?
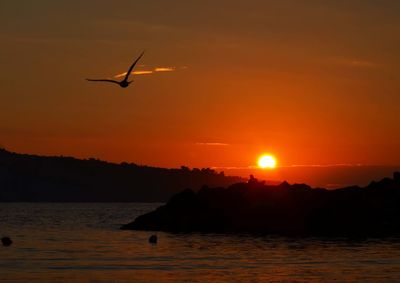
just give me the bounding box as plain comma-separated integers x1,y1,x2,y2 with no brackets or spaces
1,1,400,186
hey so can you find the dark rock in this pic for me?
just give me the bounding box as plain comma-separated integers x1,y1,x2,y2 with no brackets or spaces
394,172,400,182
148,235,157,244
122,172,400,237
1,237,12,247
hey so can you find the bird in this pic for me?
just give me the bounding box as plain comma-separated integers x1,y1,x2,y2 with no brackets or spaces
86,51,145,88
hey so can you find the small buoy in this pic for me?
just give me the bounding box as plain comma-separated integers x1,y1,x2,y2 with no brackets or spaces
148,235,157,244
1,237,12,247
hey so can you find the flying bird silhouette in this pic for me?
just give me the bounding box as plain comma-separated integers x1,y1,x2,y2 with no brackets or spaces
86,51,145,88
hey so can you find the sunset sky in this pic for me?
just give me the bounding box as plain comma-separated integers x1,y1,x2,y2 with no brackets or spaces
1,1,400,186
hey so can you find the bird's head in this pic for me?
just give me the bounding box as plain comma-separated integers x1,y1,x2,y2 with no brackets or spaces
120,80,132,88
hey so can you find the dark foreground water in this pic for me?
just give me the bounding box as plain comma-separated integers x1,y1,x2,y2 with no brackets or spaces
1,203,400,282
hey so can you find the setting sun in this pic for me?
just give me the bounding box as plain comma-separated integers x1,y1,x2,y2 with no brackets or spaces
258,154,277,169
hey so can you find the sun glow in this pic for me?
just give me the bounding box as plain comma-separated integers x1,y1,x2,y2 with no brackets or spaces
258,154,277,169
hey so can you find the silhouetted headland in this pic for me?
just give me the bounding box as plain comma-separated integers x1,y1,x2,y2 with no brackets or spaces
121,174,400,237
0,148,243,202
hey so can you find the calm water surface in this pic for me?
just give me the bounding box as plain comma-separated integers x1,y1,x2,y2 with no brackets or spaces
1,203,400,282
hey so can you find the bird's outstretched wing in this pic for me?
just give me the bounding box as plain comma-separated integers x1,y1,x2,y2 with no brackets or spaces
86,78,120,85
124,50,145,81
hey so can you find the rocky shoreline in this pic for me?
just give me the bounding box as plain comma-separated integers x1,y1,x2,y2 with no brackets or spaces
121,173,400,237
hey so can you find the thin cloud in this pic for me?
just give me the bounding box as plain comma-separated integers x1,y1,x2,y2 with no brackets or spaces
133,70,154,75
114,70,153,78
196,142,230,146
211,163,374,170
331,58,377,68
211,166,253,170
282,163,365,168
348,60,376,68
113,66,182,78
154,67,175,72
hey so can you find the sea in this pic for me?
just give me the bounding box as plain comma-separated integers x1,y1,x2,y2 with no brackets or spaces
1,203,400,282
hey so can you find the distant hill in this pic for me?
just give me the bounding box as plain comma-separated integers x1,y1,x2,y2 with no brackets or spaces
0,148,244,202
122,173,400,237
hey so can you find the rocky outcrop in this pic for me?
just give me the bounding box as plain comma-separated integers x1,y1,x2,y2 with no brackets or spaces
121,174,400,237
394,171,400,182
1,237,12,247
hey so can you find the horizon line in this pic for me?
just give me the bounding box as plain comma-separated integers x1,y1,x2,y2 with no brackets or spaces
1,148,399,170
